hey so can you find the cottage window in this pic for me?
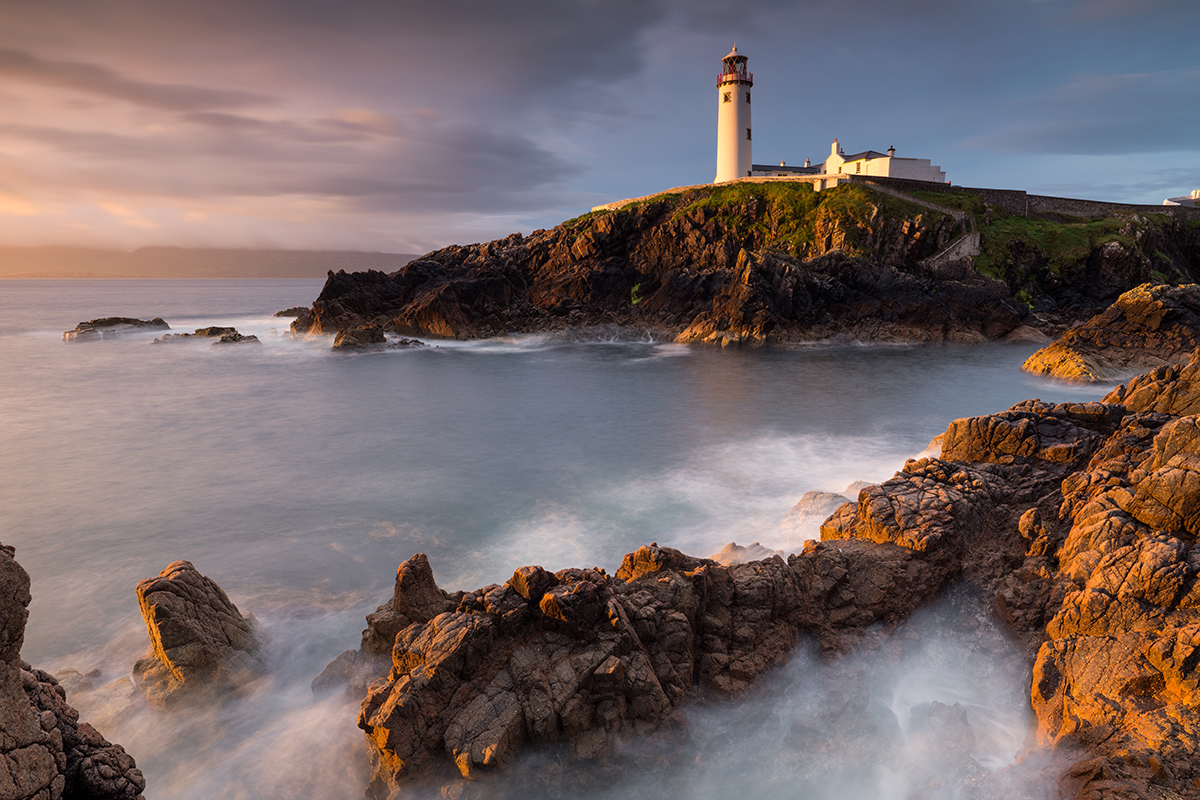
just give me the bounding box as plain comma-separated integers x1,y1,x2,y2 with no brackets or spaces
855,161,861,173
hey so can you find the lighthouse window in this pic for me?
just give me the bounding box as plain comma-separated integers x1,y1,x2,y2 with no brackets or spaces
746,128,751,141
745,92,751,104
723,92,731,103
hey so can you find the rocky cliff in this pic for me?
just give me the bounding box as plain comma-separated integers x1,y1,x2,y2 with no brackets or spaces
329,352,1200,799
0,544,146,800
291,182,1200,346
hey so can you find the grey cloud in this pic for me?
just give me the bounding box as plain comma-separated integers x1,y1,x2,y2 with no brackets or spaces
960,70,1200,155
0,109,581,214
0,48,273,110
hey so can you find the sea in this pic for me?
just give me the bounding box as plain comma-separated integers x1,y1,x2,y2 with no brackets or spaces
0,279,1112,799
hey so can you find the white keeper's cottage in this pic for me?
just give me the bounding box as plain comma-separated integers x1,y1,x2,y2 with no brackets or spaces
714,47,947,186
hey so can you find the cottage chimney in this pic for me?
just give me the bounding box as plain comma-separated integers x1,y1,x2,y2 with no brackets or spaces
887,145,895,157
804,158,810,167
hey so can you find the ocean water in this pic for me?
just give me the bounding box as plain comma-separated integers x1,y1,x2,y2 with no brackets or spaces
0,280,1110,799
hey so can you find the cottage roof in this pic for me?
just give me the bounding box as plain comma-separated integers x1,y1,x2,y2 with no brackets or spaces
838,150,890,161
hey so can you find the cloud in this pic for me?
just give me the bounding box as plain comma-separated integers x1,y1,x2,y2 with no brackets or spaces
959,70,1200,156
0,108,581,215
0,48,272,110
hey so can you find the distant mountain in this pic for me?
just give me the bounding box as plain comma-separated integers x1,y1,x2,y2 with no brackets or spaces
0,247,420,279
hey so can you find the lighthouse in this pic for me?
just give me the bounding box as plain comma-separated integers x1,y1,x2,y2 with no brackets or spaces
714,46,753,183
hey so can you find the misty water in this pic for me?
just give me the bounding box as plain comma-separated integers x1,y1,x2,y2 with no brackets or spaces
0,279,1112,799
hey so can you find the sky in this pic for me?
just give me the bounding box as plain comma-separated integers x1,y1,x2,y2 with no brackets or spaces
0,0,1197,255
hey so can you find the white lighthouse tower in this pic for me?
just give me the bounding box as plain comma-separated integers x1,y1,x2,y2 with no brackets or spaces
714,46,753,183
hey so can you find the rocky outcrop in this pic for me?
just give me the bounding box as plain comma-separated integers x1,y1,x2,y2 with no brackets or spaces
1022,283,1200,381
132,561,267,709
349,540,949,797
1,543,146,800
291,184,1036,346
336,351,1200,798
62,318,168,342
291,184,1200,347
274,306,308,317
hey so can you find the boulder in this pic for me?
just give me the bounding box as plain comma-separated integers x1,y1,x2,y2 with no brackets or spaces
0,543,146,800
1022,283,1200,382
62,317,168,342
131,561,267,709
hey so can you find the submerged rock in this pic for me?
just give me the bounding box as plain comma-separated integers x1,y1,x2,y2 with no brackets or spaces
132,561,267,709
63,317,168,342
0,543,146,800
708,541,786,565
1022,283,1200,382
274,306,308,317
780,490,853,543
213,331,260,345
153,326,238,344
331,324,425,352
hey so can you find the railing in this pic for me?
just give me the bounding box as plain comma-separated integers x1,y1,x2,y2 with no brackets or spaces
717,71,753,84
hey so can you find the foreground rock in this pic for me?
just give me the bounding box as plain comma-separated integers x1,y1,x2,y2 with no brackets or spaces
1,543,146,799
338,352,1200,798
132,561,267,708
63,317,168,342
345,540,944,797
1023,283,1200,381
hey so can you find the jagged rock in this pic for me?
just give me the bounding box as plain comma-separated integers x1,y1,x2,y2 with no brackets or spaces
312,554,457,697
131,561,267,709
1022,283,1200,381
780,491,853,543
274,306,308,317
0,543,145,800
825,356,1200,796
62,317,168,342
352,541,962,796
